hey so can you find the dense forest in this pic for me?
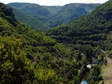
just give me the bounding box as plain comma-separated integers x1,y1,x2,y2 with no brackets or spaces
48,1,112,83
8,3,99,30
0,0,112,84
48,0,112,49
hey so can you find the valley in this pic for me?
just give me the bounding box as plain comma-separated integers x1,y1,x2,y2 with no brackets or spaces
0,0,111,84
8,3,99,30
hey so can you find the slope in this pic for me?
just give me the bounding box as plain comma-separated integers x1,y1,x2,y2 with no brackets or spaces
0,2,104,84
8,3,51,30
8,3,99,30
49,1,112,45
48,3,99,27
48,1,112,83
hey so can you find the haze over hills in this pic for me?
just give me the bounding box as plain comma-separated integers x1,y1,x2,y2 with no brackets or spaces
8,3,100,30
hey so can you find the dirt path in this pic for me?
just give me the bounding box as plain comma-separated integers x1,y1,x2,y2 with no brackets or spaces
102,57,112,84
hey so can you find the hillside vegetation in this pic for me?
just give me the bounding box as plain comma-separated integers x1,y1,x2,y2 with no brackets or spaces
48,1,112,83
8,3,99,30
49,1,112,46
0,2,105,84
2,0,112,83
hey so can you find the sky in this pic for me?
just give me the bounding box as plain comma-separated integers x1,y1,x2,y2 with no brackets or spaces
0,0,109,6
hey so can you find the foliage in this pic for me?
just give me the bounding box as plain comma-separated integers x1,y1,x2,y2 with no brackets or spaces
8,3,99,30
0,1,111,84
48,1,112,84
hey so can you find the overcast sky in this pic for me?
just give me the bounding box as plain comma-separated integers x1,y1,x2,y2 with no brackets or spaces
0,0,109,6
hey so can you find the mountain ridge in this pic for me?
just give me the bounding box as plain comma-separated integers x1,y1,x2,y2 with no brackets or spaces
8,2,100,30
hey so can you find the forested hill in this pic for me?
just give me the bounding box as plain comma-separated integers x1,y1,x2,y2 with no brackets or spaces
8,3,100,30
0,3,17,25
0,2,104,84
49,0,112,46
48,3,100,27
48,1,112,83
7,3,51,30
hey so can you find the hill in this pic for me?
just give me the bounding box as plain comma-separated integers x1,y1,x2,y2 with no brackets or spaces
49,1,112,46
8,3,99,30
8,3,51,30
48,3,99,27
48,1,112,83
0,2,104,84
